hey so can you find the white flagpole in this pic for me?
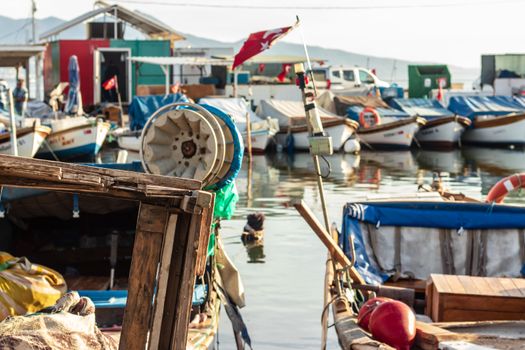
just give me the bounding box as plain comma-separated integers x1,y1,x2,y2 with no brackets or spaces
296,16,318,97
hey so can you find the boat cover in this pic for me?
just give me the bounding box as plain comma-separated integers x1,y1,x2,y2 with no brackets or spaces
256,99,343,130
128,93,188,131
513,96,525,109
447,96,525,118
346,106,410,123
341,201,525,285
199,97,278,133
390,98,453,119
333,95,389,116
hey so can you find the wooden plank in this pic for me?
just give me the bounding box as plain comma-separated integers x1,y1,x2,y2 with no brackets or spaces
195,195,214,277
119,203,167,350
430,274,453,294
443,309,525,322
159,214,191,349
293,199,366,285
443,294,525,314
456,275,481,296
499,277,524,297
0,153,201,190
170,210,206,349
446,275,467,295
148,213,178,350
511,278,525,297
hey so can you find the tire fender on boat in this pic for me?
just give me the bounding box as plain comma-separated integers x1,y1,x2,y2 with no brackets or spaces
359,107,381,128
486,173,525,203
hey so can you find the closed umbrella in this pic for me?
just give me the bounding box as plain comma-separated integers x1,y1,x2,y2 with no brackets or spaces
64,55,83,115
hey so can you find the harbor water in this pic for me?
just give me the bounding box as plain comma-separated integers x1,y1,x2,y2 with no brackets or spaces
217,148,525,349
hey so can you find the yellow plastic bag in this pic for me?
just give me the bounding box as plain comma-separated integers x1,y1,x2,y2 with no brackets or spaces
0,252,66,320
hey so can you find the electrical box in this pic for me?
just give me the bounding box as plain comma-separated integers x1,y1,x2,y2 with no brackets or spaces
309,136,333,156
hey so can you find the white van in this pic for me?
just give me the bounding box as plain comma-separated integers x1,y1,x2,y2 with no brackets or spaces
310,66,390,90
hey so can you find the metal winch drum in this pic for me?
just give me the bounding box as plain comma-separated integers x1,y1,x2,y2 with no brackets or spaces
140,102,243,191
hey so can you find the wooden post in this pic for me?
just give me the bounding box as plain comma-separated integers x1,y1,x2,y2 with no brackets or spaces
245,112,252,159
7,89,18,156
119,204,167,350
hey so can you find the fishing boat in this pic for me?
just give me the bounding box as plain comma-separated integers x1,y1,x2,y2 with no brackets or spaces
448,96,525,147
36,116,110,160
257,99,360,153
390,98,471,148
295,174,525,350
326,94,425,149
200,97,279,154
0,124,51,158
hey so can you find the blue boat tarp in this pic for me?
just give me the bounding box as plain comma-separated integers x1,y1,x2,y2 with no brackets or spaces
346,106,410,123
340,201,525,284
447,96,525,118
128,93,189,131
390,98,453,119
513,96,525,109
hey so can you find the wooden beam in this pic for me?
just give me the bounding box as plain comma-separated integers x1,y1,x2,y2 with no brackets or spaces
119,203,168,350
195,195,214,276
169,210,206,349
0,154,201,193
148,213,178,350
293,200,366,285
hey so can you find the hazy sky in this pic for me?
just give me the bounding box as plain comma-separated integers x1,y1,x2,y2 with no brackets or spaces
4,0,525,68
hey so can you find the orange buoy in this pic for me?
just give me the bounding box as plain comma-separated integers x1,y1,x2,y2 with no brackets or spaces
369,300,416,350
486,173,525,203
359,107,381,128
357,297,391,332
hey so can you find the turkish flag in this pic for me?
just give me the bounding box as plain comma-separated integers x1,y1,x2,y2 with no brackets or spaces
233,25,295,70
102,75,117,91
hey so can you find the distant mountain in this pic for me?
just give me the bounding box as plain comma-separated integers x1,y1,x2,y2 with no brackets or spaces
0,16,479,87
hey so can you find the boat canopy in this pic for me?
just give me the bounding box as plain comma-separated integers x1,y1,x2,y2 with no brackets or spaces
256,99,342,130
199,98,263,132
447,96,525,118
341,201,525,285
128,93,188,131
390,98,453,119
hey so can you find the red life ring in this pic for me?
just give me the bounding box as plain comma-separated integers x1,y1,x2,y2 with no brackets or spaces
486,173,525,203
359,107,381,128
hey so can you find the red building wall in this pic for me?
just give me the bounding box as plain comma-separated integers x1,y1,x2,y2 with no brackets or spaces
58,40,110,106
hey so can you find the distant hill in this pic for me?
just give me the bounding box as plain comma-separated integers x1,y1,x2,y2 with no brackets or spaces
0,16,479,88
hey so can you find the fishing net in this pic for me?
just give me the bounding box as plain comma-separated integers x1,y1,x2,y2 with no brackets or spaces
0,291,117,350
0,252,67,321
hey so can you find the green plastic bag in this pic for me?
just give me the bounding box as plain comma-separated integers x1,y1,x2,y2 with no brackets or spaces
207,182,238,256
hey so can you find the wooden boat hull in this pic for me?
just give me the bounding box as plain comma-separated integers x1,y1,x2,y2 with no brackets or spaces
416,116,471,148
462,113,525,146
357,117,424,149
117,132,141,152
0,125,51,158
275,120,358,152
38,119,111,160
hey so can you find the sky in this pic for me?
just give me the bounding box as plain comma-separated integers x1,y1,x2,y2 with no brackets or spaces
3,0,525,68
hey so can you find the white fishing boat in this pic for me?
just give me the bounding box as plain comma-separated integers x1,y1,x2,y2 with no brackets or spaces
257,99,360,153
390,98,471,148
0,125,51,158
37,117,110,160
357,116,425,149
199,98,279,154
321,93,424,149
115,129,141,152
448,96,525,147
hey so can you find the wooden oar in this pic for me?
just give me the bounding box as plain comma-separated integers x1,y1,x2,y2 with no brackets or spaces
293,200,367,286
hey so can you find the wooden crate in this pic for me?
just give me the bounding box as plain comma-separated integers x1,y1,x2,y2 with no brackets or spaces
426,274,525,322
0,154,214,350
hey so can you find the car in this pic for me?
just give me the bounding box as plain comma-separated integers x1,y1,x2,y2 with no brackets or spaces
309,66,390,90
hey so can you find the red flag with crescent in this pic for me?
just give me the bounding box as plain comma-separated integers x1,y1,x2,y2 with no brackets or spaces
233,25,296,70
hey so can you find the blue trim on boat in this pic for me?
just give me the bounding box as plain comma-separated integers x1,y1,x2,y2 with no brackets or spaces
37,143,100,160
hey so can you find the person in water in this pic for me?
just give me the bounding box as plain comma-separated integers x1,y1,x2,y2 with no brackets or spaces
13,79,28,116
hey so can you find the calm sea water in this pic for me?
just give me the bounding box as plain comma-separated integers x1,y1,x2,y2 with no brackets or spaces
217,147,525,349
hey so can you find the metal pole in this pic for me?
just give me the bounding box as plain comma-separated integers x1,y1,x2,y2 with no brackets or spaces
32,0,41,100
113,6,118,39
8,89,18,156
245,112,252,158
233,69,238,97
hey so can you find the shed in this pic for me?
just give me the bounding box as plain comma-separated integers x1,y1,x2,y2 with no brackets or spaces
0,45,46,98
41,3,183,106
